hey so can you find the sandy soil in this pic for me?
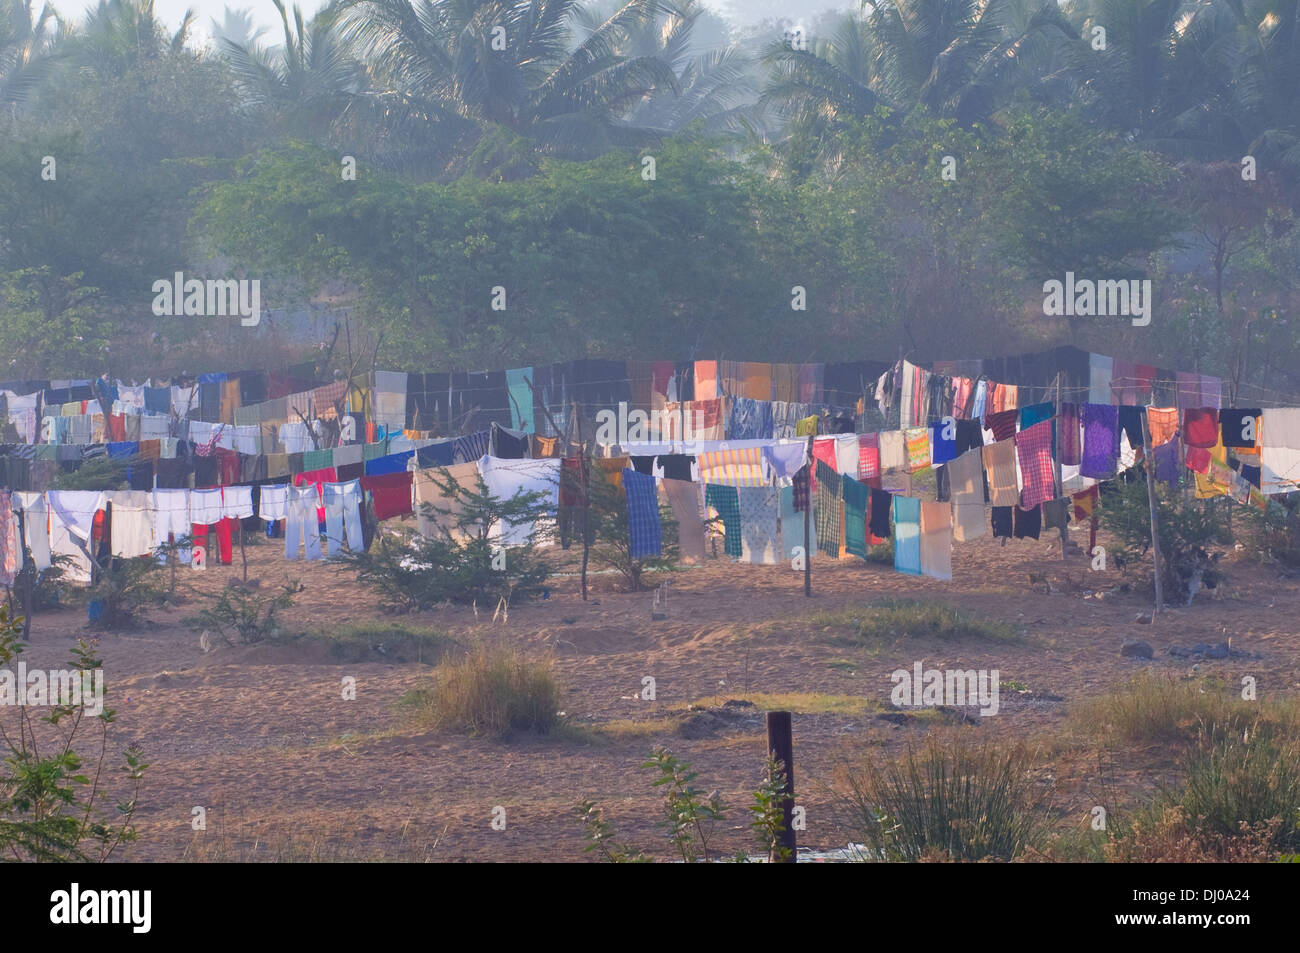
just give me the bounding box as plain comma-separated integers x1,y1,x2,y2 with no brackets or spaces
6,517,1298,863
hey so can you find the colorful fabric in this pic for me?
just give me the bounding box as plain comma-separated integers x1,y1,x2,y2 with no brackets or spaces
728,397,774,440
1081,403,1118,478
984,410,1018,442
792,463,811,512
1015,420,1055,509
858,433,880,479
622,468,662,559
795,415,819,437
905,427,931,472
928,419,957,465
705,483,742,557
696,446,766,486
892,495,921,576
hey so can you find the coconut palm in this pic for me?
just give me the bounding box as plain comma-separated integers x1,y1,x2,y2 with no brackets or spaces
219,0,364,138
72,0,196,76
338,0,679,162
0,0,59,114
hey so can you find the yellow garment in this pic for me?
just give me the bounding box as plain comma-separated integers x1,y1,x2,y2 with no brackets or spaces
597,456,630,490
1194,436,1231,499
61,401,80,416
905,427,930,472
795,415,819,437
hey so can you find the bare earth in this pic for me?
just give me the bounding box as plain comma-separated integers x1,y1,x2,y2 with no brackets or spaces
10,519,1300,863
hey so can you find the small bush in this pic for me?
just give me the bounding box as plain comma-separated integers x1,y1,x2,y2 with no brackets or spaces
840,735,1047,862
407,646,560,738
87,556,168,629
1098,479,1233,605
192,581,299,645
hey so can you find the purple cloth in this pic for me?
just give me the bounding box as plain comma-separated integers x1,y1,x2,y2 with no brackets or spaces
1154,440,1180,487
1080,403,1118,478
1059,403,1081,466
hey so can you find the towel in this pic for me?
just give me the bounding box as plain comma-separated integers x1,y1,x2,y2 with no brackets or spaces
705,483,742,557
1016,420,1055,509
892,495,921,576
947,448,986,542
842,475,869,559
1081,403,1118,478
663,478,705,563
878,430,906,471
623,468,662,559
737,485,780,564
919,500,952,581
981,439,1019,507
779,485,817,561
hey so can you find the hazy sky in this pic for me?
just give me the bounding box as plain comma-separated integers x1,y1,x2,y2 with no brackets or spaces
48,0,862,46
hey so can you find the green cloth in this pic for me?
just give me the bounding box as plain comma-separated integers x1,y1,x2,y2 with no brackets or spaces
815,461,842,553
363,439,389,461
842,474,868,559
705,483,742,558
303,448,333,472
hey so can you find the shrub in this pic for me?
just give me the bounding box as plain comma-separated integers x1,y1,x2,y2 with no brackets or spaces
0,606,147,861
300,621,451,663
1098,478,1233,606
407,645,560,738
86,555,168,629
840,735,1047,861
193,581,299,645
582,467,680,591
339,468,551,609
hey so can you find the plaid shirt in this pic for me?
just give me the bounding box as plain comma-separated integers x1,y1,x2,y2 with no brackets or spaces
1016,419,1055,508
622,468,662,559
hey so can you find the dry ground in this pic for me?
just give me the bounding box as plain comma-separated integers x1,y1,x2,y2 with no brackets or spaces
8,517,1299,862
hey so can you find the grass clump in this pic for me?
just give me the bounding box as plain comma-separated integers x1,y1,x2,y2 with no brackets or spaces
840,735,1047,862
815,600,1020,647
1071,672,1297,746
304,621,452,664
403,645,561,739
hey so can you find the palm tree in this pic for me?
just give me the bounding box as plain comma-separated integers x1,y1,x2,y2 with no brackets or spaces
219,0,364,139
576,0,756,136
0,0,59,115
210,5,265,49
338,0,679,164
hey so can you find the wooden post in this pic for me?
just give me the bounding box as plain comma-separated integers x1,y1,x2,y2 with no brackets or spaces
239,519,248,584
1140,411,1164,615
1053,373,1068,560
575,401,590,602
766,710,797,863
804,433,813,598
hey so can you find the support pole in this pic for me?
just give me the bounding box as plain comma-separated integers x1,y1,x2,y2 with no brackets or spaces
1140,410,1164,616
766,711,797,863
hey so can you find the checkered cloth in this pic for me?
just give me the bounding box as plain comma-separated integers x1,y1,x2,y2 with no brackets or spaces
1016,419,1055,508
705,483,742,557
814,460,842,552
858,433,880,479
792,463,811,512
622,468,662,559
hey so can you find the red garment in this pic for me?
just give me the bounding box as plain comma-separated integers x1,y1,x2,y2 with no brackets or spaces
215,447,242,486
1015,420,1055,509
858,434,880,480
984,409,1018,442
295,467,337,522
1185,445,1211,474
811,436,837,492
559,457,585,506
107,413,126,442
361,472,413,521
1183,408,1219,448
191,519,234,565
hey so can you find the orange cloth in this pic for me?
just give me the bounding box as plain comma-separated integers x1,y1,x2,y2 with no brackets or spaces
1146,406,1177,446
597,456,631,489
742,362,773,401
693,361,718,400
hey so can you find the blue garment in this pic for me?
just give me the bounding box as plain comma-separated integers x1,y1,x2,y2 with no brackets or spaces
416,441,455,468
727,397,774,440
364,450,414,476
1019,402,1055,429
928,420,957,465
893,495,922,576
452,430,490,464
323,480,364,554
144,387,171,414
107,441,139,459
622,468,662,559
